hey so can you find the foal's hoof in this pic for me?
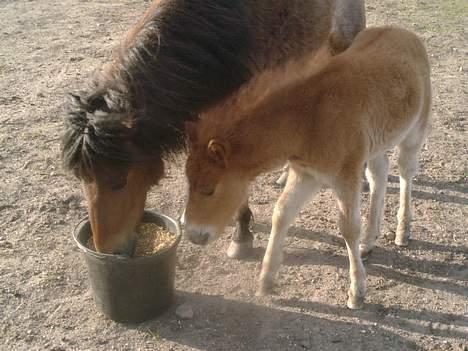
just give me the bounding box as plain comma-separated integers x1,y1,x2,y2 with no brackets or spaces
275,171,288,186
395,230,410,247
178,210,186,226
227,240,253,260
255,280,274,297
395,237,410,247
347,295,364,310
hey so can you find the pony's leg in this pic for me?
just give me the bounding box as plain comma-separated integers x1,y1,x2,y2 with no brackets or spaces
395,138,424,247
257,168,321,296
182,198,253,259
360,154,389,257
227,201,254,259
275,164,289,186
334,174,366,309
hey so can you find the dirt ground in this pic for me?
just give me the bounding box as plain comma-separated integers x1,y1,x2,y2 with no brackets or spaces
0,0,467,350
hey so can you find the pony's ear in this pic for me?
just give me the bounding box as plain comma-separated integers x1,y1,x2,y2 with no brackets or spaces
185,121,198,143
207,139,229,166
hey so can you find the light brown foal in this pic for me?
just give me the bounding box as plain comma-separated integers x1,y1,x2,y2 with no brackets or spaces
184,27,432,309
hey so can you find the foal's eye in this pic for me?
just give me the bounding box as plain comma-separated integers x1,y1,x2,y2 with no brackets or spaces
199,188,215,196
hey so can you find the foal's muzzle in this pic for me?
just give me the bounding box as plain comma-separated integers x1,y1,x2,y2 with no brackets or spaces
186,230,210,246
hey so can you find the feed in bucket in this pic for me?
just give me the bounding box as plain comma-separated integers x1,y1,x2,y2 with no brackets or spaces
87,222,178,257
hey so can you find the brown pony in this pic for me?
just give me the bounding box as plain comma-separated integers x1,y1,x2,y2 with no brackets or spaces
61,0,365,255
184,27,432,309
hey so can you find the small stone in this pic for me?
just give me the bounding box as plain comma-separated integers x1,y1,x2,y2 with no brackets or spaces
175,303,193,320
300,339,311,349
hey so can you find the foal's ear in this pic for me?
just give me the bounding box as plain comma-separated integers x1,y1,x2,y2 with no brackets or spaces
207,139,229,166
184,121,198,143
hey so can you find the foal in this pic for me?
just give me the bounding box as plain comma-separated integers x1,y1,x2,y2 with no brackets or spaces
184,27,432,309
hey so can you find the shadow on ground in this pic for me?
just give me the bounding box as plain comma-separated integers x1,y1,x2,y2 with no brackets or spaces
135,291,423,351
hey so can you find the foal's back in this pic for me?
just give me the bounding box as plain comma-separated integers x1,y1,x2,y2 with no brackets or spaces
295,27,431,164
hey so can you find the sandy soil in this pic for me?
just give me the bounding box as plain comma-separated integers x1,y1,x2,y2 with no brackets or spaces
0,0,467,350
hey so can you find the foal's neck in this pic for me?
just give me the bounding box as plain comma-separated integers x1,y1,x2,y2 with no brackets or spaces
227,97,306,176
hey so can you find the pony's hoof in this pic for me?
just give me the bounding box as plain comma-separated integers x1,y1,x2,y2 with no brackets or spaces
227,240,253,260
347,295,364,310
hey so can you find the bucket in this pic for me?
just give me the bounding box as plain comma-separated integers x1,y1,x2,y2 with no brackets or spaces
73,210,181,323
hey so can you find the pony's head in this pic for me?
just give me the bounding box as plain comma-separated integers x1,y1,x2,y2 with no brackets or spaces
61,91,169,255
184,121,250,245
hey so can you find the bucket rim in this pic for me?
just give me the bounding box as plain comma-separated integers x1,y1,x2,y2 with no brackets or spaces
73,210,182,261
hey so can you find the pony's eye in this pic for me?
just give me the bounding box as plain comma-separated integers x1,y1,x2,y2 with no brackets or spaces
110,179,127,191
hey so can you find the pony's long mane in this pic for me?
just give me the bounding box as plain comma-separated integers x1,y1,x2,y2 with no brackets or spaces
62,0,252,178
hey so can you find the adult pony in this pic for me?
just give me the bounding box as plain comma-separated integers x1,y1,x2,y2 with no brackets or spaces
183,27,432,308
61,0,365,255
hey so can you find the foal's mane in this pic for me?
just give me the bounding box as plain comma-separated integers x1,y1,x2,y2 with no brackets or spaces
62,0,252,178
199,48,331,138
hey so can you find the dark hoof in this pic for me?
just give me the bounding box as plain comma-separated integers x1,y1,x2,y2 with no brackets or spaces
359,245,373,261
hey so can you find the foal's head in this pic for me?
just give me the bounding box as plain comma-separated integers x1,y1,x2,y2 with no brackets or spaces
184,121,251,245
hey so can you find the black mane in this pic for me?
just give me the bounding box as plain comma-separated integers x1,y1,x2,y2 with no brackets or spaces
62,0,252,177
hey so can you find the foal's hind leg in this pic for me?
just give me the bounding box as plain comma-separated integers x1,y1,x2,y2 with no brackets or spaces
227,201,254,259
395,139,424,246
360,154,389,257
257,167,320,296
334,173,367,309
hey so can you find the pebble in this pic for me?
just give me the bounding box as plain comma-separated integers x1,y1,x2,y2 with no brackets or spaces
175,303,194,320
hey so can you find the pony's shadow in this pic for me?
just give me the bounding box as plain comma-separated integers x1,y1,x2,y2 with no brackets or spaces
250,223,467,298
132,291,425,351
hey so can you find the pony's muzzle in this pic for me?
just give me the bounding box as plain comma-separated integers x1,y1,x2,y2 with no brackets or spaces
112,237,137,257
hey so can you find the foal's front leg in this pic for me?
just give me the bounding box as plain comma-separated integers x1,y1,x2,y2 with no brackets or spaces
257,168,321,296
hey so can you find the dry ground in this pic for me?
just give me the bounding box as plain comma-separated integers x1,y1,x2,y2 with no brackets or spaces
0,0,467,350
